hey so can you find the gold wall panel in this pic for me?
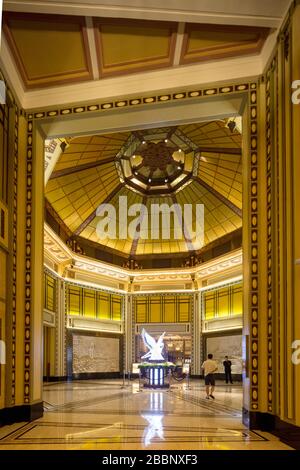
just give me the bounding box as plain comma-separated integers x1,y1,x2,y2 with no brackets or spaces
66,283,122,321
133,293,192,323
44,272,57,312
202,281,242,320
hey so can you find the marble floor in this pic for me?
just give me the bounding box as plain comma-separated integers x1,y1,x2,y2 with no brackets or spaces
0,380,293,450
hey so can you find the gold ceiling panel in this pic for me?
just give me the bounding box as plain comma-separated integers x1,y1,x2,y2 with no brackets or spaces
81,187,143,255
46,121,242,257
3,12,270,90
45,163,119,233
3,13,93,89
94,19,177,77
176,181,241,246
180,24,269,65
55,133,130,171
198,152,242,209
135,195,189,255
179,121,242,149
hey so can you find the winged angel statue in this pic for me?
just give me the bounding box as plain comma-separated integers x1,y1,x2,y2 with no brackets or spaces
141,329,165,361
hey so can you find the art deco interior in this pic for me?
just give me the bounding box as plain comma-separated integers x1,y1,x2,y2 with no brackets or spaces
0,0,299,451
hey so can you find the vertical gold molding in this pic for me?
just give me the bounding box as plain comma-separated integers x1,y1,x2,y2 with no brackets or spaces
292,3,300,427
266,62,275,413
31,125,44,401
248,83,259,410
15,114,26,405
257,77,268,413
24,116,33,403
5,94,19,406
10,105,19,405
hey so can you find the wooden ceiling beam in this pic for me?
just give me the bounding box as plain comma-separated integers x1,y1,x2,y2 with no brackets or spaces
192,175,242,218
195,146,242,155
73,183,124,236
50,156,115,179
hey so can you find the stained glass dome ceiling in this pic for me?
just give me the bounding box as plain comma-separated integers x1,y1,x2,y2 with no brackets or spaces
45,119,242,257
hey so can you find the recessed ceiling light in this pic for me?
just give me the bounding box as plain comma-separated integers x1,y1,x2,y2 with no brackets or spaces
142,140,146,144
178,149,182,152
135,171,138,176
164,139,168,143
165,178,168,183
177,166,181,170
148,178,152,183
132,155,136,159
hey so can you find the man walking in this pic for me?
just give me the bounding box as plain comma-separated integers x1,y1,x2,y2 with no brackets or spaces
223,355,233,384
201,353,218,399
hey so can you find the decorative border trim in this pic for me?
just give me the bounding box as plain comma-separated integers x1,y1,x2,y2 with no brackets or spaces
248,83,259,410
28,83,250,119
10,105,19,404
24,117,33,403
266,59,276,412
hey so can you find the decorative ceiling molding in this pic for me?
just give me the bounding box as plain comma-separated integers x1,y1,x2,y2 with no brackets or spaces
3,1,289,28
195,251,242,278
0,9,272,99
44,222,242,284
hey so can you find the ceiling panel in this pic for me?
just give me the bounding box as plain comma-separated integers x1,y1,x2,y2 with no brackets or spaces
45,120,243,257
3,12,93,88
180,23,269,65
94,18,177,77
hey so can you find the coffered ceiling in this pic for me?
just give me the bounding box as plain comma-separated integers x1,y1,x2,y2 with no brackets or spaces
2,11,269,90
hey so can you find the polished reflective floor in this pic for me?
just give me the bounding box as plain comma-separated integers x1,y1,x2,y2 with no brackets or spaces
0,380,293,450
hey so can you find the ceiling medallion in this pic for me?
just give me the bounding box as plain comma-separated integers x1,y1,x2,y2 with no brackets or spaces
140,141,177,171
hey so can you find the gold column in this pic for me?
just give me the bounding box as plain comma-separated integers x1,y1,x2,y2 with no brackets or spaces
292,3,300,427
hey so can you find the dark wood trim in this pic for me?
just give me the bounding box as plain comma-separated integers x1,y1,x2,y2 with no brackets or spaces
43,376,68,382
0,402,43,426
50,157,115,179
192,175,242,218
72,372,121,380
45,199,72,238
243,410,300,449
195,146,242,155
130,194,148,257
73,183,123,236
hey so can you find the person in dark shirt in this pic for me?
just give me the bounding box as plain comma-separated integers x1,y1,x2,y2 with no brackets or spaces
223,356,233,384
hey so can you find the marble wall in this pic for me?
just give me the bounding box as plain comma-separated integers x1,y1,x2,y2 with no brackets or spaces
73,335,120,373
206,334,242,374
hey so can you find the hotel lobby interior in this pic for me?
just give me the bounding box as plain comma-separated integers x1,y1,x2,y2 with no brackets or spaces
0,0,299,452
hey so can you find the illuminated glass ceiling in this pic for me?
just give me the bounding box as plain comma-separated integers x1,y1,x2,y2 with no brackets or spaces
45,119,242,257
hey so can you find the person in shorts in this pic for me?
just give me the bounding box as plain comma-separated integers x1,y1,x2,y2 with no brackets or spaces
201,353,218,399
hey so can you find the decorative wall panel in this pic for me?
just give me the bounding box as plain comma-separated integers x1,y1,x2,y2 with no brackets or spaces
206,334,242,374
66,283,123,321
72,334,120,373
202,281,242,320
133,293,192,323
